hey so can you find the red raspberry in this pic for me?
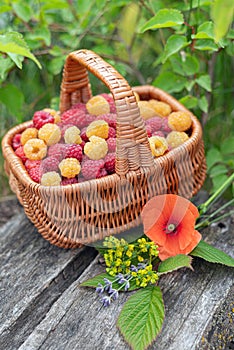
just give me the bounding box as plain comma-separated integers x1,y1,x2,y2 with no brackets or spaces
28,165,42,183
25,159,41,171
33,111,54,129
152,130,165,138
100,93,116,113
58,123,74,137
80,128,89,142
65,144,83,162
104,153,115,174
61,109,87,128
145,124,152,137
97,114,117,129
61,177,79,186
81,159,105,180
70,102,87,112
15,146,27,163
161,117,172,133
41,156,60,173
145,117,162,132
48,143,67,161
96,168,108,178
84,113,96,126
12,134,22,150
107,138,116,152
108,127,116,139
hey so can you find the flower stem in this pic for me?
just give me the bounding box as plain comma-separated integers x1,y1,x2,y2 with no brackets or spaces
195,210,234,230
198,173,234,214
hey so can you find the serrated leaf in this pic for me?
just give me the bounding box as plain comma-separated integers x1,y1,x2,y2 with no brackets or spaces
158,254,193,274
0,83,24,119
12,2,32,22
198,95,209,113
81,273,138,291
117,286,165,350
192,21,214,40
220,137,234,155
194,39,219,51
206,148,223,169
161,35,189,63
0,32,41,68
196,75,212,92
140,9,184,32
211,0,234,42
191,240,234,267
7,53,24,69
153,71,186,93
179,95,198,109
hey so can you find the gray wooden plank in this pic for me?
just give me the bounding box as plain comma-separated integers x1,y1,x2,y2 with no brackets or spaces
18,212,234,350
0,213,97,349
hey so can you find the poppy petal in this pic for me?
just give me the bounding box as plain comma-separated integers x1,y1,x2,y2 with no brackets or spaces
177,210,198,250
181,230,202,255
144,212,167,246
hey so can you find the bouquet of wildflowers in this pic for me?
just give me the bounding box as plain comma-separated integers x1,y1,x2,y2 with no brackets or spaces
82,174,234,350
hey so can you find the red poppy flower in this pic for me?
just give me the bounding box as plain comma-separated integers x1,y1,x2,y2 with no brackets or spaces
141,194,201,260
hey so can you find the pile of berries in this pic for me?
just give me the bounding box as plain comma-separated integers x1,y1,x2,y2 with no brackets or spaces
12,92,193,186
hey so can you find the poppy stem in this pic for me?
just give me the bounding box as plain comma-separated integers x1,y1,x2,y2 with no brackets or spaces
198,173,234,215
195,210,234,230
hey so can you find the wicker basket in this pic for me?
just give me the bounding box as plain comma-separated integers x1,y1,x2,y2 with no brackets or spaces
2,49,206,248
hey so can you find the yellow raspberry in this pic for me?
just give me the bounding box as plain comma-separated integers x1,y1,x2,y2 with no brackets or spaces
166,131,189,148
138,101,156,120
64,126,82,144
41,171,61,186
59,158,81,178
84,136,108,160
86,95,110,116
38,123,61,146
168,111,192,132
86,120,109,139
24,138,47,160
21,127,38,146
43,108,61,123
148,100,172,117
149,136,168,157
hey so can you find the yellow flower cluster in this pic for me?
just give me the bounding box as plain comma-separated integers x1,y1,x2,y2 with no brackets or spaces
103,236,159,288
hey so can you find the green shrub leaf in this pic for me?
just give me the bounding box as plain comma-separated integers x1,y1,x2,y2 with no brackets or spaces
140,9,184,32
211,0,234,42
0,83,24,119
12,2,32,22
196,74,212,92
220,137,234,155
117,286,165,350
179,95,198,109
191,240,234,267
158,254,193,274
206,148,223,169
162,35,189,63
198,95,209,113
0,32,41,68
153,71,186,93
209,164,227,178
194,39,219,51
192,21,214,39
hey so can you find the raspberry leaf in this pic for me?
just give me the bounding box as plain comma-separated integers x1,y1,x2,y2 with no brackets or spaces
158,254,193,275
191,240,234,267
117,286,164,350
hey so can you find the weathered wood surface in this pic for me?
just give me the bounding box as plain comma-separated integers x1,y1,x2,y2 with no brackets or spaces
0,194,233,350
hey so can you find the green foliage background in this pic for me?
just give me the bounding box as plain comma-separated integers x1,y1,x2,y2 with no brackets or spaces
0,0,233,197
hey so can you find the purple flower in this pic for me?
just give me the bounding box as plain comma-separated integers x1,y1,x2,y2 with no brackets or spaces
130,265,138,272
110,289,119,301
101,295,111,307
96,283,104,294
103,278,112,292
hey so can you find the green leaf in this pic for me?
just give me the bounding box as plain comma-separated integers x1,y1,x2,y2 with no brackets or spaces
81,273,138,291
192,21,214,40
171,54,200,76
179,95,198,109
26,26,51,46
209,164,227,177
140,9,184,32
117,286,165,350
211,174,229,193
0,56,14,80
211,0,234,42
0,32,41,69
47,56,65,75
161,35,189,63
7,52,24,69
206,148,223,169
12,2,32,22
0,83,24,119
191,240,234,267
194,39,219,51
196,75,212,92
153,71,186,93
198,95,209,113
158,254,193,274
220,137,234,155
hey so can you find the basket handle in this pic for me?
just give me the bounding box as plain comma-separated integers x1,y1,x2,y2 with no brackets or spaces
59,49,154,176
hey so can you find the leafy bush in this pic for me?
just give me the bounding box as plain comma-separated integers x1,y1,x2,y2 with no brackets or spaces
0,0,233,197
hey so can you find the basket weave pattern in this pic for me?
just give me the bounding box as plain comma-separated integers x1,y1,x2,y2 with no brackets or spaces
2,50,206,248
